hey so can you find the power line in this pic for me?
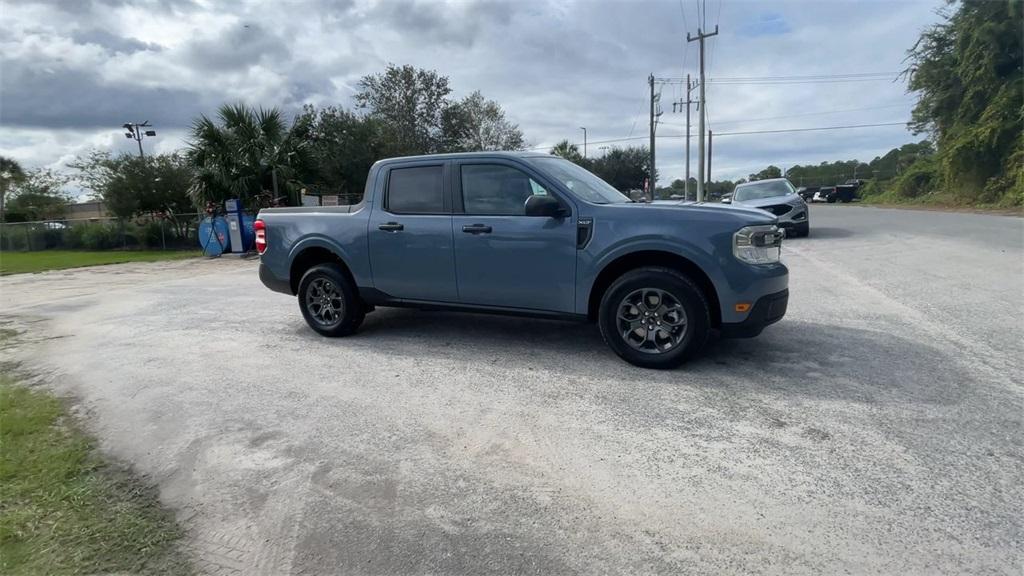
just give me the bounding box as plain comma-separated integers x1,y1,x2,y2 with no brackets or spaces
710,77,896,85
527,121,909,151
655,71,898,83
713,72,896,80
657,102,909,128
711,121,908,137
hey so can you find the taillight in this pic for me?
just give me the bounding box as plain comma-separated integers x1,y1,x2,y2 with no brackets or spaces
254,219,267,254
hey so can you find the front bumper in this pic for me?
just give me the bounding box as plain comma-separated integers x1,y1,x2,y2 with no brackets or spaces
259,262,293,295
719,289,789,338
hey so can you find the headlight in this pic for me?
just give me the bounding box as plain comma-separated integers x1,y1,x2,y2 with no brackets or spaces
733,225,783,264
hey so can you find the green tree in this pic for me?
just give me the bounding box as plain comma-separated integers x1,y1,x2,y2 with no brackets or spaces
588,146,651,192
550,140,585,164
187,104,309,209
904,0,1023,205
4,169,70,222
1,156,27,222
748,166,782,181
355,64,452,156
70,151,189,243
293,105,384,204
441,91,526,152
71,151,194,239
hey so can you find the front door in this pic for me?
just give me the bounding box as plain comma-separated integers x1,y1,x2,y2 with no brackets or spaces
452,161,577,312
368,163,458,302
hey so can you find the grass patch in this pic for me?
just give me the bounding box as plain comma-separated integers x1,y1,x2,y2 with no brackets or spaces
0,250,199,276
0,370,192,575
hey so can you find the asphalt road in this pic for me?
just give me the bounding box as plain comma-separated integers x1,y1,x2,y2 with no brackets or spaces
2,205,1021,575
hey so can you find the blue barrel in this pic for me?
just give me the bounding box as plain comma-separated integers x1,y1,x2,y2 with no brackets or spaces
241,213,256,251
198,216,230,256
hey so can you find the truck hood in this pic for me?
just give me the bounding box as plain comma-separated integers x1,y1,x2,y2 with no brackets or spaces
605,200,776,225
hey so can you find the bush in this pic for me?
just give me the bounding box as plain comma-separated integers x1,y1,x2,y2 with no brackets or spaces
138,221,165,249
0,225,29,251
79,222,119,250
857,179,888,200
64,224,87,249
39,227,64,249
891,158,938,200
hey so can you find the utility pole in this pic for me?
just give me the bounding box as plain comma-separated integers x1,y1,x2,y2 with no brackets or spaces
688,25,718,202
686,76,693,200
672,75,697,200
648,74,656,202
579,127,587,159
707,129,713,186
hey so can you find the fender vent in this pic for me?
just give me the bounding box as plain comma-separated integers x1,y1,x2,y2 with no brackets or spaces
577,217,594,249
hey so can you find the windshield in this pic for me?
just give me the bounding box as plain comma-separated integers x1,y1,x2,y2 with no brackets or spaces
531,157,631,204
734,180,796,202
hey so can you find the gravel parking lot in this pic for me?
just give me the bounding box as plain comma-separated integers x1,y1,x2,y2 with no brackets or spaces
2,204,1021,575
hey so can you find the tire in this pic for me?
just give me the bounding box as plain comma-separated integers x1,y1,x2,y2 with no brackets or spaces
297,264,364,337
598,267,711,369
794,222,810,237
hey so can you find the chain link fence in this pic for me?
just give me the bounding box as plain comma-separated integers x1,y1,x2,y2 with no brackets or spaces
0,214,205,252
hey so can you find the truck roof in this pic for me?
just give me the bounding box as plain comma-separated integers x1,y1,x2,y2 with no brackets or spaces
373,151,553,165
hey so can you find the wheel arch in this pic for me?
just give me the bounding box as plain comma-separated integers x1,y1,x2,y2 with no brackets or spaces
587,250,722,328
289,245,356,296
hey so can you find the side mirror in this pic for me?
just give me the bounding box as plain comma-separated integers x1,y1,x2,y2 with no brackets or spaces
721,197,732,204
525,194,565,217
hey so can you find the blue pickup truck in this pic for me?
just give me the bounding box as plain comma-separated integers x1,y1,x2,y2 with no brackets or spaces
256,152,788,368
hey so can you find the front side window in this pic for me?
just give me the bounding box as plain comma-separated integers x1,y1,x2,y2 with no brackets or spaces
529,157,631,204
387,165,445,214
461,164,549,215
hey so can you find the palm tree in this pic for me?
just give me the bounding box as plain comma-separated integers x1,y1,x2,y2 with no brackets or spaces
1,156,26,222
187,104,309,209
550,139,583,164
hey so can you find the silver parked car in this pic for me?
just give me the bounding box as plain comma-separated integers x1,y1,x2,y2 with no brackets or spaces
724,178,809,237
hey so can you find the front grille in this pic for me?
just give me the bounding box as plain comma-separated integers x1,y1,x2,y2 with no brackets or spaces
762,204,793,216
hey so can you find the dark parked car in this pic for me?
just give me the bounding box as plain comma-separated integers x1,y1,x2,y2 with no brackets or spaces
831,185,858,203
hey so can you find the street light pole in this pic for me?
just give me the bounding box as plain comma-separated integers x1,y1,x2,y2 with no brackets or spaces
122,121,156,158
579,127,587,159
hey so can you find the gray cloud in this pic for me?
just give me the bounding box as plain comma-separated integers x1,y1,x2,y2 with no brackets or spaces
367,0,515,48
0,64,210,129
1,0,944,182
182,22,291,71
71,28,162,53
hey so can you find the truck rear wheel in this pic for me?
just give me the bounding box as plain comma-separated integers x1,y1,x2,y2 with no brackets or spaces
598,267,710,369
297,264,364,337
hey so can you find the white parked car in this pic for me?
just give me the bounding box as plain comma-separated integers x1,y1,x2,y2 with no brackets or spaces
723,178,810,237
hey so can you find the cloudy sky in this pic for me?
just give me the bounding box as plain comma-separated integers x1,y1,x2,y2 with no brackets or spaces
1,0,943,193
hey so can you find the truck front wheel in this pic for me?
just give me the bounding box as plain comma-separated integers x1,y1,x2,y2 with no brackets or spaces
297,264,365,337
598,267,710,369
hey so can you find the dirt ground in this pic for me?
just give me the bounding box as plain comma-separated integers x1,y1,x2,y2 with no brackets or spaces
1,205,1021,575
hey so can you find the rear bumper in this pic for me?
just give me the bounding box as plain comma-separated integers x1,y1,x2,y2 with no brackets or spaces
719,288,789,338
259,262,293,295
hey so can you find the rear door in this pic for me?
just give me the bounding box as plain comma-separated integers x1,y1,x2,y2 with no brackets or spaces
368,162,458,302
451,160,577,312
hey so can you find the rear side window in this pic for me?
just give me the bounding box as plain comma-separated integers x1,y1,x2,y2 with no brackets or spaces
387,165,445,214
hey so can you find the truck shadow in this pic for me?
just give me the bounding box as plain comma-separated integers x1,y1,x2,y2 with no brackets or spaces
801,227,855,239
315,308,969,406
